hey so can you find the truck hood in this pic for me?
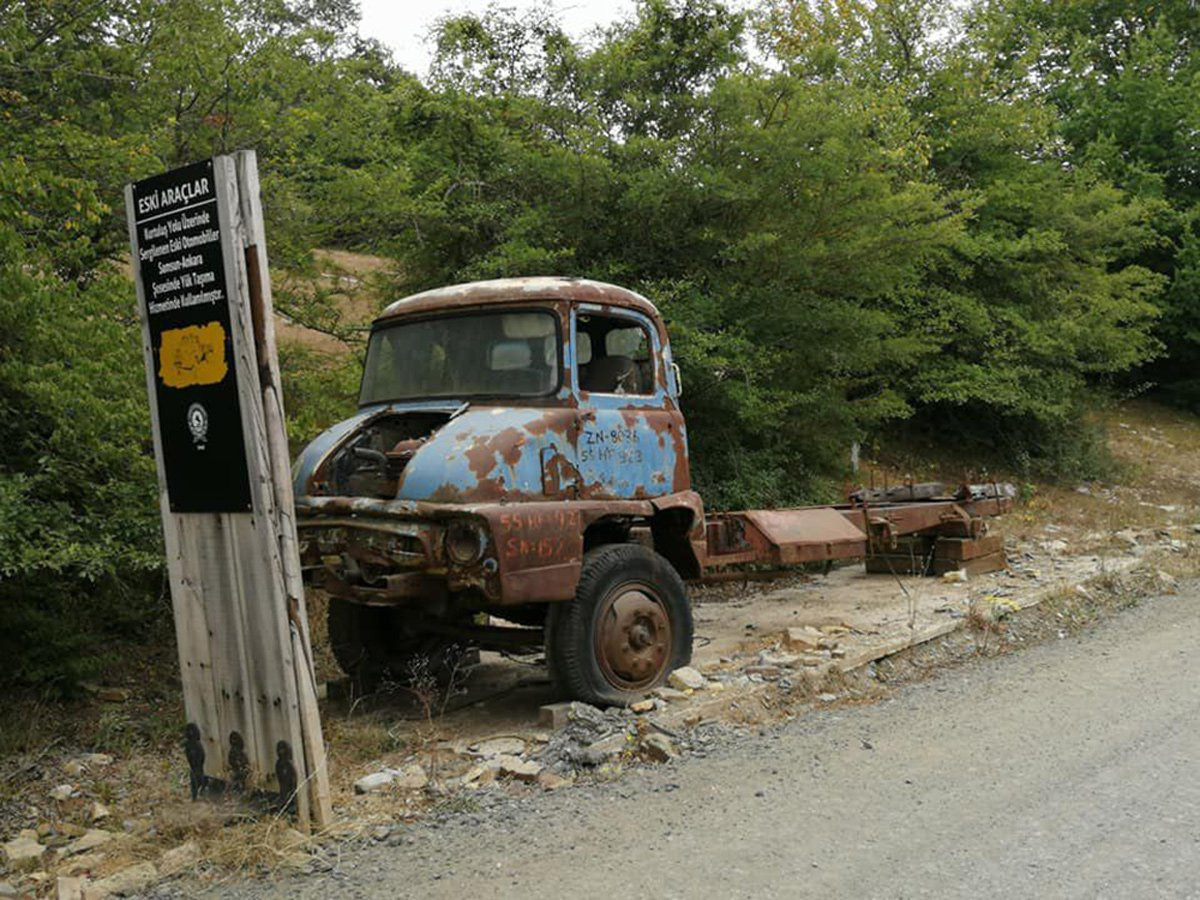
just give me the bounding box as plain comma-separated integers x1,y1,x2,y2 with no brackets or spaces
293,402,578,504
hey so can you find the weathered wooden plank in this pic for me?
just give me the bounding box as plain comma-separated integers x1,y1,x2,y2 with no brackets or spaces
214,155,311,822
233,150,331,828
127,155,327,829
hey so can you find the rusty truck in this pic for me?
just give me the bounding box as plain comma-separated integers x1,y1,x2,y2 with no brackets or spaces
294,278,1010,705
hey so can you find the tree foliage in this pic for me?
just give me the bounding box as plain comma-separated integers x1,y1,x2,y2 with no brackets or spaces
0,0,1185,683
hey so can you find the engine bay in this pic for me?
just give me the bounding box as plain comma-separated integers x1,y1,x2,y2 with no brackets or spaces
313,411,451,498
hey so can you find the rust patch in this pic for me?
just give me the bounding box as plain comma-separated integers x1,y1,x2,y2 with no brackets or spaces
541,446,582,498
669,416,691,492
501,437,523,467
427,484,469,503
463,426,524,480
523,410,573,439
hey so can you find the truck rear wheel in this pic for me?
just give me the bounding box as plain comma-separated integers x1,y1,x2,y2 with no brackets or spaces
548,544,693,706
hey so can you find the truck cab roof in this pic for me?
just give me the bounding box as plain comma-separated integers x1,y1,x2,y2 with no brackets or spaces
375,276,662,325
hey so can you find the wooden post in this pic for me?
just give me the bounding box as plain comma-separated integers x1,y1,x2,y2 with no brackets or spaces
125,153,330,830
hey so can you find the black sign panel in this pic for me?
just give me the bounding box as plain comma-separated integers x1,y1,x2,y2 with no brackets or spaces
131,159,253,513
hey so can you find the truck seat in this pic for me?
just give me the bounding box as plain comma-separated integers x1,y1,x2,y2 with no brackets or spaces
580,355,636,393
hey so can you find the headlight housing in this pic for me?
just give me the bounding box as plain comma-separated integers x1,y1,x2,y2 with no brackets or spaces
444,519,486,566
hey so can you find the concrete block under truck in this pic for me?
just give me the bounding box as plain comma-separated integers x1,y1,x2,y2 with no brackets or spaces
294,279,1012,705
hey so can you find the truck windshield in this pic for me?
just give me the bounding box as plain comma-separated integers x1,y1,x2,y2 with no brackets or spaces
359,310,561,405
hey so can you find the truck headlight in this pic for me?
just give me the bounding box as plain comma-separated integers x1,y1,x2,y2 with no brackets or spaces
444,519,486,566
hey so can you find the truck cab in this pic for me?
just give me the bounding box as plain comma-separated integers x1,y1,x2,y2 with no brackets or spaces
294,278,702,704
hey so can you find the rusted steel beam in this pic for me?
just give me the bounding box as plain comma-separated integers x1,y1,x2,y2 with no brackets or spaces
702,491,1013,574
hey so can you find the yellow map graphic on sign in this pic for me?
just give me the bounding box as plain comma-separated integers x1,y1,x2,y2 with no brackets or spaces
159,321,228,388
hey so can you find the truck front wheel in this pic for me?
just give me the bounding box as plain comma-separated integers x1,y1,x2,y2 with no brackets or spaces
327,598,470,693
548,544,693,706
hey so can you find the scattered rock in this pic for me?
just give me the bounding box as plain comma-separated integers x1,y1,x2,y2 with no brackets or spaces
758,651,802,667
0,881,16,897
158,840,200,877
1041,539,1069,554
784,626,824,650
462,763,498,788
744,665,781,679
817,693,838,703
469,737,525,758
630,699,655,714
496,756,541,782
391,763,428,791
62,852,107,876
536,771,571,791
537,701,575,730
56,875,84,900
1156,570,1179,593
1115,529,1140,548
566,702,607,728
66,830,113,857
50,784,75,802
651,686,690,702
536,701,635,771
89,802,110,823
63,761,86,778
640,733,677,762
354,763,427,794
84,862,156,898
577,733,630,766
353,771,395,795
80,754,113,768
667,667,706,691
1,835,44,872
941,569,968,583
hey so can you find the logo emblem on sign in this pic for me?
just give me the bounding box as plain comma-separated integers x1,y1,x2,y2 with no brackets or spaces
187,402,209,448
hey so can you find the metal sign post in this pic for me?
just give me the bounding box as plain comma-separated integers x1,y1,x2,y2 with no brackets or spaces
125,151,331,830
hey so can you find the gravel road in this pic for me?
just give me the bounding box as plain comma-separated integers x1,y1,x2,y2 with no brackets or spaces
194,583,1200,899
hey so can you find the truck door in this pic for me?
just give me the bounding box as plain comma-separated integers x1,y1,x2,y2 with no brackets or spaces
572,304,688,499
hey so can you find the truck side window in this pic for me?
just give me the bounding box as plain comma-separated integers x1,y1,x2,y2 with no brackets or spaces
577,314,655,395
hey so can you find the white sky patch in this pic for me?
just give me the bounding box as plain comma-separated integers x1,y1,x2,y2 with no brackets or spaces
358,0,639,77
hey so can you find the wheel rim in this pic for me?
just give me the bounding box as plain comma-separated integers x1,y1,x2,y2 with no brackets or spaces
595,583,672,690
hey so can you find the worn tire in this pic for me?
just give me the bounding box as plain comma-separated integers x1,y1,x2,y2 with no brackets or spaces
548,544,693,706
327,599,473,693
327,598,389,693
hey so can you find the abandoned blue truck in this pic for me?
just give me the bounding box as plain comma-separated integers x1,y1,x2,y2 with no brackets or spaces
293,278,1011,704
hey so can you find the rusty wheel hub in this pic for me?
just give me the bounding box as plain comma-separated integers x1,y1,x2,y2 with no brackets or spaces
596,586,671,690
